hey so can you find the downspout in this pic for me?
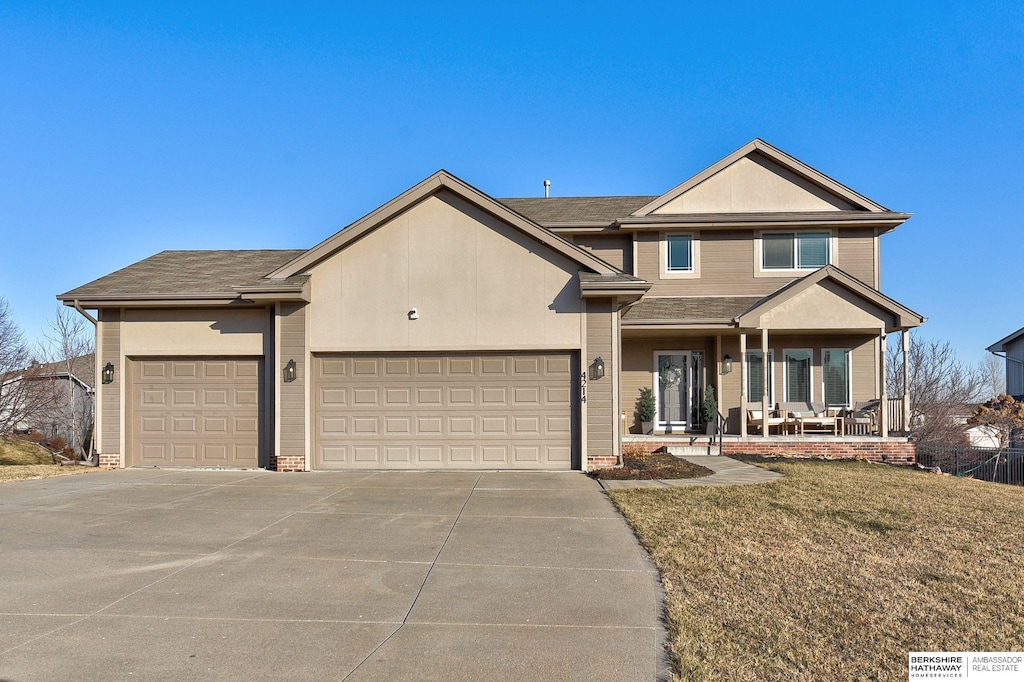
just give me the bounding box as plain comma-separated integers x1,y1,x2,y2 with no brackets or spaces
70,300,99,465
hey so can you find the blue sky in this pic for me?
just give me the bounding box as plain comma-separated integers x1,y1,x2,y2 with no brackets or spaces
1,1,1022,361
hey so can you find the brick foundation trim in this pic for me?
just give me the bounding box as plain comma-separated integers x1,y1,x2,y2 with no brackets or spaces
270,455,306,472
587,455,619,469
720,440,916,464
98,454,120,467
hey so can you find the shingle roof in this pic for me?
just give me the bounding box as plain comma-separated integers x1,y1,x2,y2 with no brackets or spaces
622,297,763,322
498,196,657,224
59,250,305,299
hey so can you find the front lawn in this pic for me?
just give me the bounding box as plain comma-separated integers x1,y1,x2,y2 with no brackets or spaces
608,458,1024,681
0,437,104,483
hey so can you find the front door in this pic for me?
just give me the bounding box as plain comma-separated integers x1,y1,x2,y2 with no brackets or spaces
653,351,703,433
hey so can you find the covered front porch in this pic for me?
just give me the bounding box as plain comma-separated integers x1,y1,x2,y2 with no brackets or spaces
619,266,924,442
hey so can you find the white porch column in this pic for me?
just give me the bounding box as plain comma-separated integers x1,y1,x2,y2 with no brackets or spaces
879,331,889,437
739,332,747,437
761,328,770,439
902,329,911,435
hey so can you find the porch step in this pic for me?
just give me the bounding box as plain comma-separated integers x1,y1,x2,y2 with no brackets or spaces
665,445,716,457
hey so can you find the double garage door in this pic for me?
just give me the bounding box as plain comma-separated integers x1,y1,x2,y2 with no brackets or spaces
129,357,261,468
314,352,577,470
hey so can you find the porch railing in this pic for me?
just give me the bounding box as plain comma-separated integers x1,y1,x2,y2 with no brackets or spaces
885,396,906,435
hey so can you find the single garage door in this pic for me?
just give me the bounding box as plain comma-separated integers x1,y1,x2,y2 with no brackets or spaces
130,357,262,467
313,352,577,470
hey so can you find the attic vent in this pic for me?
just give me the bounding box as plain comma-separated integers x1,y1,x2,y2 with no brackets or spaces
543,179,550,198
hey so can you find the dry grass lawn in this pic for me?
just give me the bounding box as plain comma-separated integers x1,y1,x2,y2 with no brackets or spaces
0,437,104,483
608,458,1024,682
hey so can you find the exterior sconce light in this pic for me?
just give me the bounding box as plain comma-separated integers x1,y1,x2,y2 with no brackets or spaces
102,362,115,384
722,355,733,374
283,359,297,383
591,356,606,380
408,308,419,320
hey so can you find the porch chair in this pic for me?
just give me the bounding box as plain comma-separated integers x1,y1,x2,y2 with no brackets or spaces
746,404,791,435
843,401,879,436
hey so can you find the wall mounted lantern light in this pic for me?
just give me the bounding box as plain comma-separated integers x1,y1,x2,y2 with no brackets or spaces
283,359,297,383
408,308,419,320
591,356,606,380
101,362,115,384
722,354,733,375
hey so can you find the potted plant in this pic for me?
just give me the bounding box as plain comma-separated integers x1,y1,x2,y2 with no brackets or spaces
702,385,717,435
636,387,656,435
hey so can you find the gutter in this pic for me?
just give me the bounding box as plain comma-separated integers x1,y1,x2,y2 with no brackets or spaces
988,349,1024,366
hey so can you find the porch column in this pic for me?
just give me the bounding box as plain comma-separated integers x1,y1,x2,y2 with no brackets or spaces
879,331,889,437
739,332,747,437
715,334,723,431
761,328,770,439
902,329,911,435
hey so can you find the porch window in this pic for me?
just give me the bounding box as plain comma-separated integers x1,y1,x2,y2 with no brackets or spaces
666,234,693,272
746,350,774,403
783,349,812,403
762,232,830,270
823,349,851,409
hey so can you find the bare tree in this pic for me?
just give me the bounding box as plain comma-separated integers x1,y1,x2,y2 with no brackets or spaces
0,298,50,434
887,333,986,443
980,353,1006,401
39,307,95,458
968,394,1024,481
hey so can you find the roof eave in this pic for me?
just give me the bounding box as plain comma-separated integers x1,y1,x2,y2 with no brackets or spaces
59,293,259,308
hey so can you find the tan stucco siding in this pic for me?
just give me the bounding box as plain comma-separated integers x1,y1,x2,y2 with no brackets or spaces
652,154,856,214
835,227,877,287
585,299,614,457
572,234,632,274
756,281,892,330
99,309,121,456
122,308,268,356
308,191,583,352
278,303,306,457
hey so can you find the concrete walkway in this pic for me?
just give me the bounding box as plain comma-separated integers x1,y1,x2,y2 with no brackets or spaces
598,455,783,489
0,469,666,681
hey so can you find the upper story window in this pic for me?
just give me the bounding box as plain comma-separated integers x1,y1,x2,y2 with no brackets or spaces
660,232,699,279
761,231,831,271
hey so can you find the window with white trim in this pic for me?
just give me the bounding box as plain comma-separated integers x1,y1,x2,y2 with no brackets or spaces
762,232,830,270
783,349,812,403
823,349,851,409
665,234,693,272
746,350,774,404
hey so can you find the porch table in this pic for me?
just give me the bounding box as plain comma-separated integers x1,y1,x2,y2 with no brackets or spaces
795,415,844,436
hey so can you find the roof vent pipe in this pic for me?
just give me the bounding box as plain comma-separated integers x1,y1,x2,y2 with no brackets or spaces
543,179,550,198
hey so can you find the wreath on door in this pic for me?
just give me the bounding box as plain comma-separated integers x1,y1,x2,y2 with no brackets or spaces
660,362,683,388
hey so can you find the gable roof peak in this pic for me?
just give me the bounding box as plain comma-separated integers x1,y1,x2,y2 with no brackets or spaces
632,138,890,217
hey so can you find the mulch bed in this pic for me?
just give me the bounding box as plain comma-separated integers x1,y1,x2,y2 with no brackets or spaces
590,449,714,480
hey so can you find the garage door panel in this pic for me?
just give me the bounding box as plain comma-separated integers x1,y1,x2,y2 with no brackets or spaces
314,352,575,470
130,357,262,468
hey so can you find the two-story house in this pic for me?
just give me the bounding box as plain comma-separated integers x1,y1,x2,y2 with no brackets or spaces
58,139,923,471
987,327,1024,400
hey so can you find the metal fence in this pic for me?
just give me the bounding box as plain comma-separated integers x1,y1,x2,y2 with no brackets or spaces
915,441,1024,486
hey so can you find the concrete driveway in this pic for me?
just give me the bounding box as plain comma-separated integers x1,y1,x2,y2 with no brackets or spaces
0,469,665,681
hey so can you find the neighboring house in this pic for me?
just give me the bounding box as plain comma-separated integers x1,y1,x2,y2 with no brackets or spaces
58,139,924,471
5,353,95,454
987,326,1024,400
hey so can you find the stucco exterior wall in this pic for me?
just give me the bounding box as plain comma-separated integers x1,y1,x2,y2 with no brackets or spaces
652,153,856,214
122,308,269,356
308,191,583,352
